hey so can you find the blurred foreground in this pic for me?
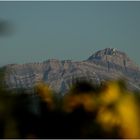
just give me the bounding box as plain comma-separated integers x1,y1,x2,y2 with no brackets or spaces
0,79,140,138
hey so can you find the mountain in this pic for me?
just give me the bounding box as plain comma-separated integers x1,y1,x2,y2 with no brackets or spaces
3,48,140,94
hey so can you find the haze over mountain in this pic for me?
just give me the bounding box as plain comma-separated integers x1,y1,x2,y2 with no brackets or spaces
3,48,140,94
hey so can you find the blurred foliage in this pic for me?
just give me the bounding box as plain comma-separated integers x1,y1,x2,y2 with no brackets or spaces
0,79,140,138
0,19,15,37
0,67,6,92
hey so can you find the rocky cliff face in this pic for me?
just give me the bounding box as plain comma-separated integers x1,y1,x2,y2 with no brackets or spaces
87,48,139,71
3,48,140,94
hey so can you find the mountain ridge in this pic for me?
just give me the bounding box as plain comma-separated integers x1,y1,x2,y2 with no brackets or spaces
3,48,140,94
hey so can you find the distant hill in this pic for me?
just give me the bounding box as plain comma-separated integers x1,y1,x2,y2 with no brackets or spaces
3,48,140,94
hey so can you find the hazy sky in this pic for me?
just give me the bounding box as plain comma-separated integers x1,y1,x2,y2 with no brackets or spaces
0,1,140,66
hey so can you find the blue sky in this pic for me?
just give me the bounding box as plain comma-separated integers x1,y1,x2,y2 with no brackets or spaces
0,1,140,66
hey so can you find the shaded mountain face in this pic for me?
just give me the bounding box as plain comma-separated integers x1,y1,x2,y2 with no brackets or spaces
3,48,140,94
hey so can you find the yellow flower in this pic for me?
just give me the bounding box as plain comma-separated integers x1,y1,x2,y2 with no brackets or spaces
99,81,122,105
96,107,121,132
97,80,140,138
35,82,54,109
116,93,140,139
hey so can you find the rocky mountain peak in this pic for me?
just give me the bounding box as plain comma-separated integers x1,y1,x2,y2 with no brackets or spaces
87,48,126,60
95,48,118,55
87,48,138,71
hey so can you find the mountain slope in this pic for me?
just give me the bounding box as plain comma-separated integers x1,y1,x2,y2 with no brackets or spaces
3,48,140,94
